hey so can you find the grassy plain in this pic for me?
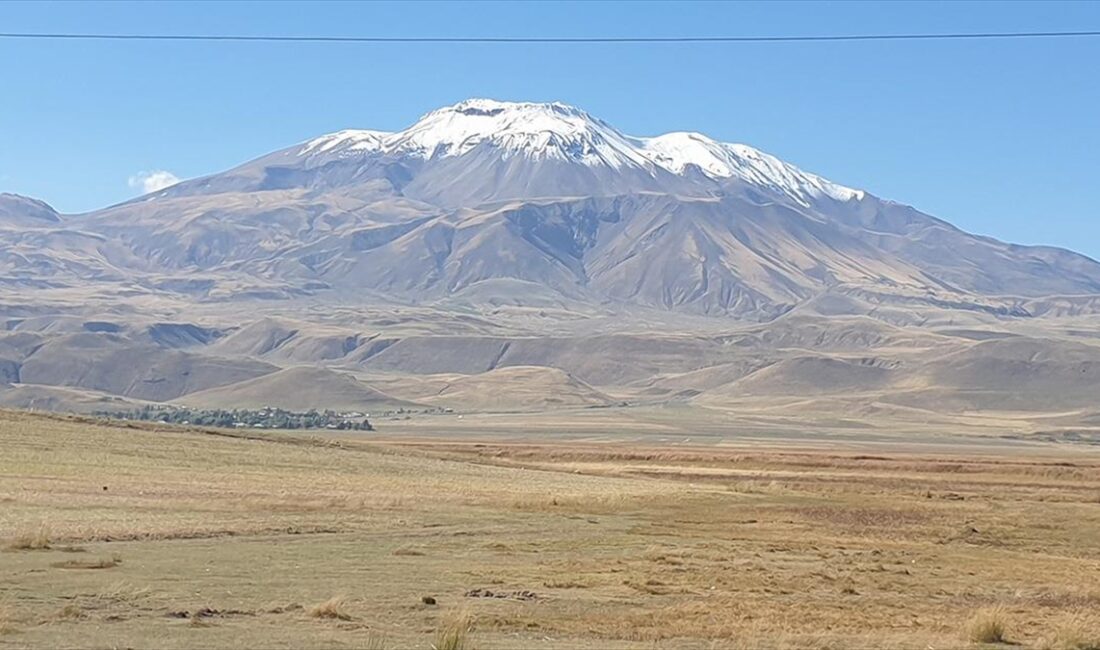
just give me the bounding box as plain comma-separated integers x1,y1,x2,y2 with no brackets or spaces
2,409,1099,649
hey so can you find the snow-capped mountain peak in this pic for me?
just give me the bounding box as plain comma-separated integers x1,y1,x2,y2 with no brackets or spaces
390,98,654,169
298,99,652,169
293,99,862,206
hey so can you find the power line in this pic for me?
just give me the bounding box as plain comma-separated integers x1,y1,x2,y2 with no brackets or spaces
1,29,1099,44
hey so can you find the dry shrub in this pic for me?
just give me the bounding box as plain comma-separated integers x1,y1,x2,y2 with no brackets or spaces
434,609,475,650
393,546,426,556
308,596,351,621
6,526,50,551
967,607,1008,644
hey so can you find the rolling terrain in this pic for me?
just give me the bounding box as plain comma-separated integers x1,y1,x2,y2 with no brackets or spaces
1,99,1099,436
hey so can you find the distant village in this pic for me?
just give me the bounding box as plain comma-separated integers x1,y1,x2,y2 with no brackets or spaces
95,406,379,431
96,405,461,431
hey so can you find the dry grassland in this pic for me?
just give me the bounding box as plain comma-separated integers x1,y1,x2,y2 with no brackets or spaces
1,409,1099,648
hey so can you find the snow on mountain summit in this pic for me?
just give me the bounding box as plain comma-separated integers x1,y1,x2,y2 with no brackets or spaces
391,99,656,168
302,99,653,169
297,99,862,205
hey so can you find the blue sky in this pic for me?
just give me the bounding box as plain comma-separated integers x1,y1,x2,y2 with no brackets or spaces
1,0,1098,257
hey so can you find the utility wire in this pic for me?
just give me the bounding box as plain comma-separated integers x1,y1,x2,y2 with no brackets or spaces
1,30,1100,44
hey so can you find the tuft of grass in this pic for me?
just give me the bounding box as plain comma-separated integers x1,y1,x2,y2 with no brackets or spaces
967,607,1008,644
393,546,426,556
434,610,475,650
6,527,51,551
365,632,389,650
307,596,351,621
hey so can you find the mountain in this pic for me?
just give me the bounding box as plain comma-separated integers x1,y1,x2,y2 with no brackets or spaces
0,193,61,227
46,98,1096,319
2,99,1100,436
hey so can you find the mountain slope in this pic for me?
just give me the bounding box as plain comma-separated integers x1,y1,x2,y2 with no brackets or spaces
175,366,416,411
0,193,61,227
17,333,277,401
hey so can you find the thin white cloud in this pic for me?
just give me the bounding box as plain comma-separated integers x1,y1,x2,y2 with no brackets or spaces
128,170,181,194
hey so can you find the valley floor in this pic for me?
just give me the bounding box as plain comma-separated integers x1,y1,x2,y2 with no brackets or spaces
1,410,1099,649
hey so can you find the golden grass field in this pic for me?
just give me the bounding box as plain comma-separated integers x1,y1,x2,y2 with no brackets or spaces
2,408,1099,649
